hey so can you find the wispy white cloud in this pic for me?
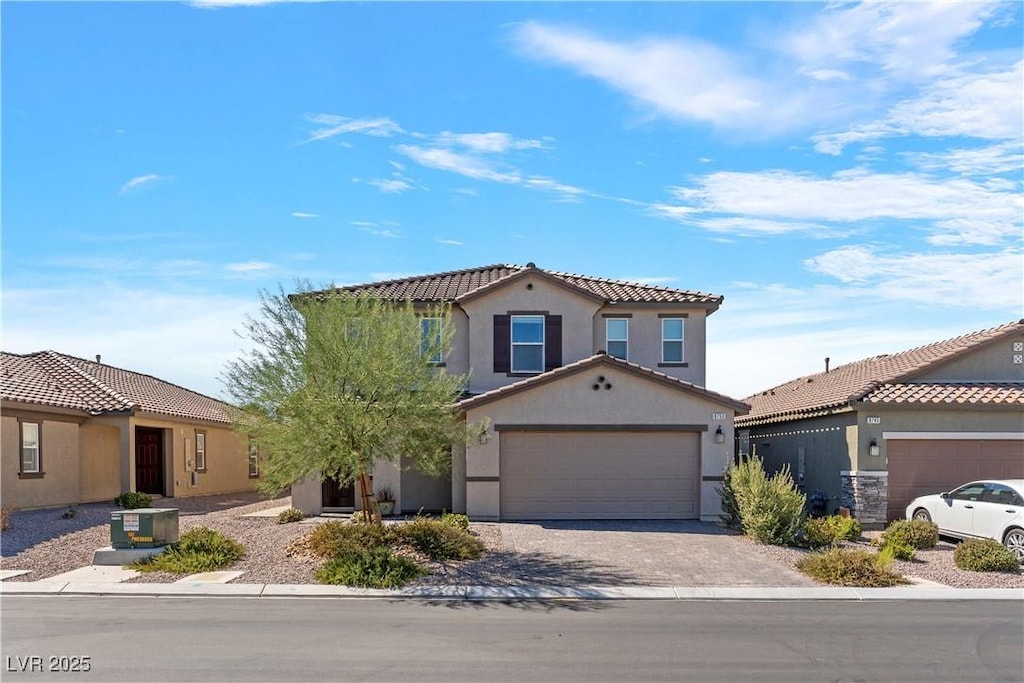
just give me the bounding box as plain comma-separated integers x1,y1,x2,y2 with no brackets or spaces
395,144,520,184
226,261,273,273
656,168,1022,246
435,131,545,154
303,114,403,143
367,178,413,193
905,141,1024,177
291,211,319,219
357,225,400,239
119,174,167,194
191,0,324,7
434,238,463,246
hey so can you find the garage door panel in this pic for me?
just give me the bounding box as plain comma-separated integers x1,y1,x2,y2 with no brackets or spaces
887,439,1024,521
500,431,700,520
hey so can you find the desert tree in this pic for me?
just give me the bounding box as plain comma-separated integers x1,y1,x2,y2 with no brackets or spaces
222,282,472,518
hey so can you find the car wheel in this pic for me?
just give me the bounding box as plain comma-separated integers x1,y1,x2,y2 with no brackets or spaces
912,509,932,523
1003,528,1024,564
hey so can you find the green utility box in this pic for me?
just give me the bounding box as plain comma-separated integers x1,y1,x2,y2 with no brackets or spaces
110,508,179,549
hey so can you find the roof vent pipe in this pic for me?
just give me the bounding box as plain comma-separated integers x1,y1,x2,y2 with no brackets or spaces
96,355,102,363
824,357,830,373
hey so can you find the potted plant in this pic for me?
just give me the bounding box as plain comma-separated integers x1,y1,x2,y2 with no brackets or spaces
375,485,396,516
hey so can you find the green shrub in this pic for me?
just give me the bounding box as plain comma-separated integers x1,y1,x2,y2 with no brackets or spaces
315,548,425,588
717,462,742,529
882,519,938,550
796,548,908,587
114,492,153,509
883,540,916,562
395,517,484,561
276,507,305,524
301,520,394,559
953,539,1020,573
802,515,863,548
440,512,470,531
730,456,806,545
131,526,245,574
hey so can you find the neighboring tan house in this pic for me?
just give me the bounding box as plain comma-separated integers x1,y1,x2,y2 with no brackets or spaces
1,351,258,509
735,321,1024,525
291,263,749,521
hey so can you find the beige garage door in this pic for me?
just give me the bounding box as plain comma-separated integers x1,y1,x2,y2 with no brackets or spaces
887,439,1024,521
500,431,700,520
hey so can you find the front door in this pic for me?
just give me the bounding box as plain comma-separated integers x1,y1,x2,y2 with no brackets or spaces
322,476,355,509
135,427,164,495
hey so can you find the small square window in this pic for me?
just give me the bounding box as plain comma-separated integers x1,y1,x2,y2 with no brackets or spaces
606,318,628,360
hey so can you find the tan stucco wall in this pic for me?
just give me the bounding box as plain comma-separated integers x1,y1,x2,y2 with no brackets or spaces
594,307,708,386
1,414,82,509
461,275,603,393
79,423,121,503
913,332,1024,382
463,364,737,521
133,416,254,499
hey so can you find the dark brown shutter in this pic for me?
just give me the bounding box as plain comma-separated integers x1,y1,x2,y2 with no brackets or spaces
493,315,511,373
544,315,562,371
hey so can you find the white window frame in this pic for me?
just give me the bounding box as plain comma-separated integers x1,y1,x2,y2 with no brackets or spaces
511,315,545,374
661,318,685,363
195,430,207,472
420,317,443,364
605,318,629,360
248,440,260,478
20,421,40,474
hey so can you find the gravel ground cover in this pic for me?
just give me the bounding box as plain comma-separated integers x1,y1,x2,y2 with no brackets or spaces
3,495,1021,587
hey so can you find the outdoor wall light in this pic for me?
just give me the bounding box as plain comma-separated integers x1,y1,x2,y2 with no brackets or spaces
714,425,725,444
478,431,491,445
868,438,880,457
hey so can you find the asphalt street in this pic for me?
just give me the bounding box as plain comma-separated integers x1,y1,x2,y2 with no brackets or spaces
2,597,1022,683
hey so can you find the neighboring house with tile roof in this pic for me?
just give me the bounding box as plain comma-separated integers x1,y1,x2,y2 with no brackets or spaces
2,351,257,509
292,263,748,522
735,321,1024,525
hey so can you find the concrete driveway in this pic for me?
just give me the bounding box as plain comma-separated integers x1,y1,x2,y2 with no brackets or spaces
489,520,815,587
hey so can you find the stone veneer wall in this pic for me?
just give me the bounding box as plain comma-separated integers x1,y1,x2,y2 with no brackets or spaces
840,470,888,526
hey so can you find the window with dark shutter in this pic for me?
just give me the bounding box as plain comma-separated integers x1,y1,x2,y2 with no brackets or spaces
493,314,511,373
544,314,562,371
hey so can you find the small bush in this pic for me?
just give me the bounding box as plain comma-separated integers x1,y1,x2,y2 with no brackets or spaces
730,456,806,546
349,509,373,524
882,519,938,550
374,485,395,502
953,539,1020,573
60,506,77,520
796,548,908,587
717,462,742,529
802,515,862,548
315,548,425,588
395,517,484,561
884,541,916,562
1,506,10,531
301,520,394,559
114,492,153,509
277,507,305,524
131,526,245,574
440,512,470,531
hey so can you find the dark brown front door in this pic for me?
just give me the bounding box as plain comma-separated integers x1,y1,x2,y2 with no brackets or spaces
322,476,355,508
135,427,164,495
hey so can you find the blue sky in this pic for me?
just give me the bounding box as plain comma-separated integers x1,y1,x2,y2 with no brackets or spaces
3,1,1022,400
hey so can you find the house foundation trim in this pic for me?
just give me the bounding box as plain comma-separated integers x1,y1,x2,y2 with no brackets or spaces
881,432,1024,440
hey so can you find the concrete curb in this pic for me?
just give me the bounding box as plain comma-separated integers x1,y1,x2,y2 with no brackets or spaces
1,582,1021,600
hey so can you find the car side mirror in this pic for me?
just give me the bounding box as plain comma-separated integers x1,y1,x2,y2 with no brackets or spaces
940,492,951,499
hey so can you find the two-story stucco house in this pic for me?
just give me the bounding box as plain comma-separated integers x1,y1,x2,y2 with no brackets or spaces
291,263,749,521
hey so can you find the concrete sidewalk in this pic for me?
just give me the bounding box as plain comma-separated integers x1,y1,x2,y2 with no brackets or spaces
1,581,1020,601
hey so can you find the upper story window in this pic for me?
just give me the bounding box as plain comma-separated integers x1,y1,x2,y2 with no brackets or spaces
20,421,41,475
662,318,685,363
195,430,207,472
511,315,545,374
606,318,628,360
420,317,443,364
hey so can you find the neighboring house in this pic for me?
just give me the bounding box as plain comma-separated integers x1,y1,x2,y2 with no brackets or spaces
291,263,749,521
735,321,1024,525
1,351,257,510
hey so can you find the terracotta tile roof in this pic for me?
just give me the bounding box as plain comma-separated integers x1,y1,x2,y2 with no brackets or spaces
457,352,749,413
736,320,1024,427
334,264,723,307
861,382,1024,406
1,351,231,424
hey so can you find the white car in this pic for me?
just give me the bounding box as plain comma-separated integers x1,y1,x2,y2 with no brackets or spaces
906,480,1024,563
